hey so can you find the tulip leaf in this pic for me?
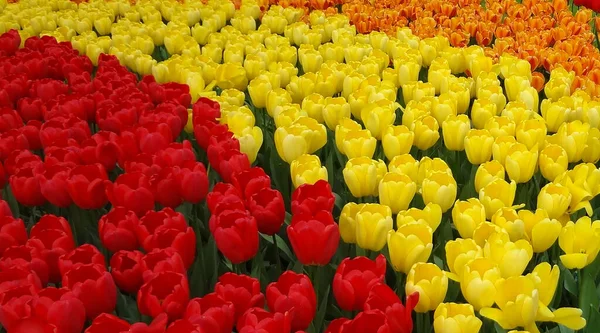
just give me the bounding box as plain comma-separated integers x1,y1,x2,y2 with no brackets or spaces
558,326,574,333
251,246,267,287
544,327,560,333
579,272,599,322
204,236,219,289
4,187,19,219
313,285,330,333
445,279,461,303
583,252,600,281
115,291,140,324
494,322,508,333
260,233,294,262
585,305,600,333
563,267,577,297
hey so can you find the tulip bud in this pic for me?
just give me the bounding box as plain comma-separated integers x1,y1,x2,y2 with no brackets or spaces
483,232,533,277
492,135,517,166
413,115,440,151
442,114,470,151
382,125,414,160
477,85,507,116
339,202,365,244
537,183,571,220
421,172,457,213
474,160,505,193
452,198,486,239
387,223,433,274
540,99,569,133
379,173,416,214
406,263,448,313
355,204,393,251
479,178,517,219
322,97,351,130
342,129,377,159
460,258,502,310
274,125,311,164
505,143,538,183
266,89,293,118
343,157,387,198
519,209,561,253
396,60,421,88
471,98,498,129
434,303,482,333
236,127,263,165
287,73,316,104
557,120,590,163
539,144,568,181
388,154,419,182
290,154,328,188
335,118,362,153
248,77,272,109
397,203,443,232
464,129,494,165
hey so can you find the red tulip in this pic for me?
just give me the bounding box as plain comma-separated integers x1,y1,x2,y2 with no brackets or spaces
140,248,186,283
192,97,220,127
340,310,390,333
9,165,46,207
140,105,187,143
80,132,120,171
287,210,339,266
245,188,284,235
333,255,386,311
21,120,42,151
29,79,69,102
0,215,27,256
177,161,209,204
124,153,162,176
0,130,30,161
0,245,49,286
39,118,91,148
67,164,110,209
3,146,39,176
110,250,144,294
37,163,73,208
138,271,190,321
364,284,419,333
136,208,187,241
85,312,168,333
325,318,350,333
0,29,20,57
43,146,81,168
154,141,196,168
150,167,183,208
27,215,75,283
184,293,235,333
98,207,140,253
266,271,316,332
166,319,206,333
291,180,335,216
62,264,117,320
107,172,155,217
5,316,57,333
214,273,265,321
236,307,292,333
0,266,42,296
58,244,106,276
210,209,259,264
0,200,12,217
136,122,174,154
232,167,271,199
0,286,35,331
575,0,600,11
33,287,86,333
211,148,250,183
206,183,244,214
0,108,23,133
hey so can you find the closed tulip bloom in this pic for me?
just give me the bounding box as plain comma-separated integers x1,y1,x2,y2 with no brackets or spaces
379,173,416,214
210,210,259,264
236,126,263,165
557,120,589,163
446,239,483,278
519,209,561,253
138,271,190,321
478,85,507,116
62,264,117,321
483,232,533,278
434,303,482,333
471,98,498,129
422,172,457,213
293,117,327,153
335,117,362,153
288,211,339,266
343,157,386,198
298,48,323,74
406,263,448,313
537,183,571,220
266,271,316,332
388,154,419,182
216,63,248,91
582,127,600,163
479,178,517,219
274,125,310,163
397,60,421,87
382,125,414,160
248,77,272,109
339,202,365,244
387,223,433,274
403,81,435,104
460,258,502,310
540,99,569,133
452,198,486,239
274,105,307,128
505,143,538,183
244,54,267,81
516,118,547,151
355,204,393,251
428,66,451,98
559,216,600,269
491,208,527,242
474,160,505,194
361,101,397,140
397,203,443,232
442,114,471,151
464,129,494,165
342,129,377,159
492,136,517,166
290,154,328,188
413,115,440,150
301,93,325,123
484,116,516,139
539,144,568,181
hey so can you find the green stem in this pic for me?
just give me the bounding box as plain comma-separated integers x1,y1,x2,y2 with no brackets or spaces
395,272,406,299
273,234,282,276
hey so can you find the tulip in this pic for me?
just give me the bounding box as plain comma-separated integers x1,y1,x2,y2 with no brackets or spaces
323,96,351,131
67,164,110,209
582,127,600,163
291,180,335,216
429,68,452,96
540,99,569,133
338,310,390,333
314,67,340,97
412,115,440,150
483,232,533,278
184,293,235,333
215,63,248,91
397,202,443,232
0,216,27,257
433,303,482,333
477,85,507,116
86,313,167,333
539,144,568,181
58,244,106,277
479,178,517,219
274,125,311,163
422,172,457,213
293,117,327,153
403,81,435,104
492,135,517,166
287,210,339,266
382,125,414,160
299,48,323,74
519,209,561,253
248,77,272,109
505,143,538,183
557,120,589,163
290,154,328,188
363,284,419,333
339,202,365,244
342,129,377,159
267,271,316,332
460,258,502,310
343,157,386,198
335,117,362,153
355,204,393,251
301,93,325,123
138,271,190,321
247,188,286,236
274,104,306,128
406,263,448,313
559,216,600,269
491,208,527,242
361,101,397,140
451,198,486,239
516,118,547,151
535,182,571,221
62,264,117,321
387,223,433,274
464,129,494,165
485,116,516,138
471,98,498,129
378,172,416,214
388,154,419,182
109,250,144,295
442,114,470,151
333,254,386,311
214,273,264,321
210,210,259,264
396,60,420,87
474,160,505,194
446,238,483,277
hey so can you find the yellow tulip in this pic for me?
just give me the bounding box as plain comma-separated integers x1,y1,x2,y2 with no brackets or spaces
419,38,440,67
432,93,458,124
344,43,372,63
557,121,590,163
335,117,362,153
286,73,316,104
360,100,397,140
339,202,365,244
274,105,307,129
485,116,516,138
539,144,568,182
519,209,561,253
540,99,569,133
469,55,494,80
545,77,571,102
396,60,421,87
274,125,311,164
388,154,419,182
459,258,501,310
266,89,293,118
483,232,533,277
403,81,435,104
236,126,263,164
387,223,433,274
413,115,440,151
433,303,483,333
382,69,399,89
322,97,351,131
502,102,535,127
479,178,517,219
429,68,452,96
215,63,248,91
292,117,327,153
559,216,600,269
471,98,498,129
300,93,325,123
446,238,483,277
269,61,298,88
382,125,414,160
230,14,256,34
516,118,547,151
422,172,458,213
464,129,494,165
397,203,443,232
379,173,416,214
452,198,486,239
472,223,509,248
290,154,328,188
94,16,113,36
417,157,453,187
492,135,517,166
477,85,507,116
318,42,345,63
248,77,272,109
298,47,323,74
582,127,600,163
537,183,572,219
314,68,339,98
504,143,538,183
243,54,266,81
442,114,470,151
262,13,287,34
406,263,448,313
342,129,377,159
491,208,527,242
402,101,430,130
355,204,393,251
343,157,387,198
342,72,366,100
504,75,530,102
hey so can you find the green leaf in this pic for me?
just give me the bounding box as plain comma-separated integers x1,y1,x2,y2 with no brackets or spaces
260,233,294,262
563,268,577,296
313,285,330,332
251,246,267,285
579,272,599,321
445,279,461,303
494,322,507,333
115,291,140,324
583,252,600,281
585,305,600,333
559,326,574,333
205,236,219,290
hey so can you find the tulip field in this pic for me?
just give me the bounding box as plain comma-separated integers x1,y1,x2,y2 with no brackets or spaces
3,0,600,332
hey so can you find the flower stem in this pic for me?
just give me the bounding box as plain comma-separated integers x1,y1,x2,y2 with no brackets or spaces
273,234,282,276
